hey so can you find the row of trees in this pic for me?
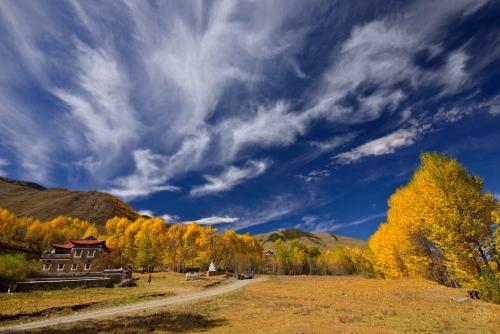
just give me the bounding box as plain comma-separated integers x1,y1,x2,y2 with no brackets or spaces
368,153,499,291
273,239,374,276
104,217,262,273
0,207,373,277
0,209,98,251
0,209,262,274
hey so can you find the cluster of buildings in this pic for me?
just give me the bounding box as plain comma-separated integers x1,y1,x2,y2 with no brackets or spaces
6,236,128,292
40,236,110,274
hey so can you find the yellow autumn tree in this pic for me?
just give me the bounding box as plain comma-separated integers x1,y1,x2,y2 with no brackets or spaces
134,218,167,271
0,208,17,242
105,217,134,265
164,223,188,272
369,152,499,286
0,208,98,251
215,230,262,274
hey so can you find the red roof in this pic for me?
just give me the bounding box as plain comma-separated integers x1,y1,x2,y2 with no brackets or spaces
51,243,73,249
51,236,110,252
70,239,105,245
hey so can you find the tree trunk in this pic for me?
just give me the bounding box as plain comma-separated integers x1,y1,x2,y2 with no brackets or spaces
477,245,491,270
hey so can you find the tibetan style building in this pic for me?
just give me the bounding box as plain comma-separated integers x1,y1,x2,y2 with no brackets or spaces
40,236,110,274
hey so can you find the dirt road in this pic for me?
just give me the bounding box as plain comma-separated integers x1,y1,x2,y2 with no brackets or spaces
0,278,251,333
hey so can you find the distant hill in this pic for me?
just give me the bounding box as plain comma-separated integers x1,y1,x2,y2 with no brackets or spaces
254,228,366,252
0,177,139,228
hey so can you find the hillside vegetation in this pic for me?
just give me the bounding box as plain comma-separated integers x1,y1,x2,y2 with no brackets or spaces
0,177,139,228
254,228,366,252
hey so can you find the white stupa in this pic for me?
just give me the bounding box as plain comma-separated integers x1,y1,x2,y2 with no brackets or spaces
207,260,217,276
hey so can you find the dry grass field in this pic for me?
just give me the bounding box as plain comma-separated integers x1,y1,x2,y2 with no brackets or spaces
0,271,224,326
20,275,500,334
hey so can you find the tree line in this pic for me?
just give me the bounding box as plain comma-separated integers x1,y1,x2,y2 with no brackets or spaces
0,208,262,274
271,239,373,276
104,217,262,273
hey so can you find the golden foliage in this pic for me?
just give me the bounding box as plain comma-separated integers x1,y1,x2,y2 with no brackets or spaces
368,152,499,286
0,208,100,251
274,238,373,276
0,207,262,273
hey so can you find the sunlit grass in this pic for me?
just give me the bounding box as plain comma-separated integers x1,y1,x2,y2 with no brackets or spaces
7,275,500,333
0,271,223,325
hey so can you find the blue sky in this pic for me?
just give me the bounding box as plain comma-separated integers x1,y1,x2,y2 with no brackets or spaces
1,1,499,239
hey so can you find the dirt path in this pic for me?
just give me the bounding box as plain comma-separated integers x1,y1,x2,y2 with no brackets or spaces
0,279,251,334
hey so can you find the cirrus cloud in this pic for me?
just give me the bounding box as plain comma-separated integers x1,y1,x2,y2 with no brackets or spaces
190,159,270,197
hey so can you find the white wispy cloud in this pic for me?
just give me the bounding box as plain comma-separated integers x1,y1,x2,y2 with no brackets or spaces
297,169,331,183
137,209,154,217
231,193,308,231
294,215,336,233
0,0,496,200
329,212,386,232
302,215,318,224
0,97,53,182
190,159,270,197
434,107,472,124
161,214,180,223
0,1,317,195
106,150,180,200
53,42,141,181
335,128,420,164
191,216,240,225
136,210,180,222
301,0,487,144
0,158,8,175
309,134,356,153
485,95,500,116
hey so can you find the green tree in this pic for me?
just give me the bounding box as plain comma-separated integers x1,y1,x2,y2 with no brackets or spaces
0,254,36,289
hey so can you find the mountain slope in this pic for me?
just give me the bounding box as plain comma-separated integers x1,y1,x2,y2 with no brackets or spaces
254,228,366,252
0,177,139,227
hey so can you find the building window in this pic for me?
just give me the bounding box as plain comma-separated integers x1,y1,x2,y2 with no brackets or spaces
87,250,96,258
43,263,51,271
57,263,65,271
71,263,78,271
74,250,83,258
84,263,91,271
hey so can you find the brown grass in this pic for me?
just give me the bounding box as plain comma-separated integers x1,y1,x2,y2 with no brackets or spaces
21,275,500,334
0,271,224,325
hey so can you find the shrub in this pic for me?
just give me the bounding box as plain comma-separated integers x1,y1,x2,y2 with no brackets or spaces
0,254,36,288
477,270,500,304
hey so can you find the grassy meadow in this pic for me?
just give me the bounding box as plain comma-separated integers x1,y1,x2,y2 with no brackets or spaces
19,275,500,334
0,271,225,326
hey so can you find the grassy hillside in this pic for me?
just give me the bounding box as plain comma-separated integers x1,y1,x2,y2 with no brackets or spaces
0,177,139,228
254,228,366,251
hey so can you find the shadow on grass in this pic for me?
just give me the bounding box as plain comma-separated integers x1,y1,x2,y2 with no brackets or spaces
0,302,100,322
30,311,227,334
1,292,173,323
